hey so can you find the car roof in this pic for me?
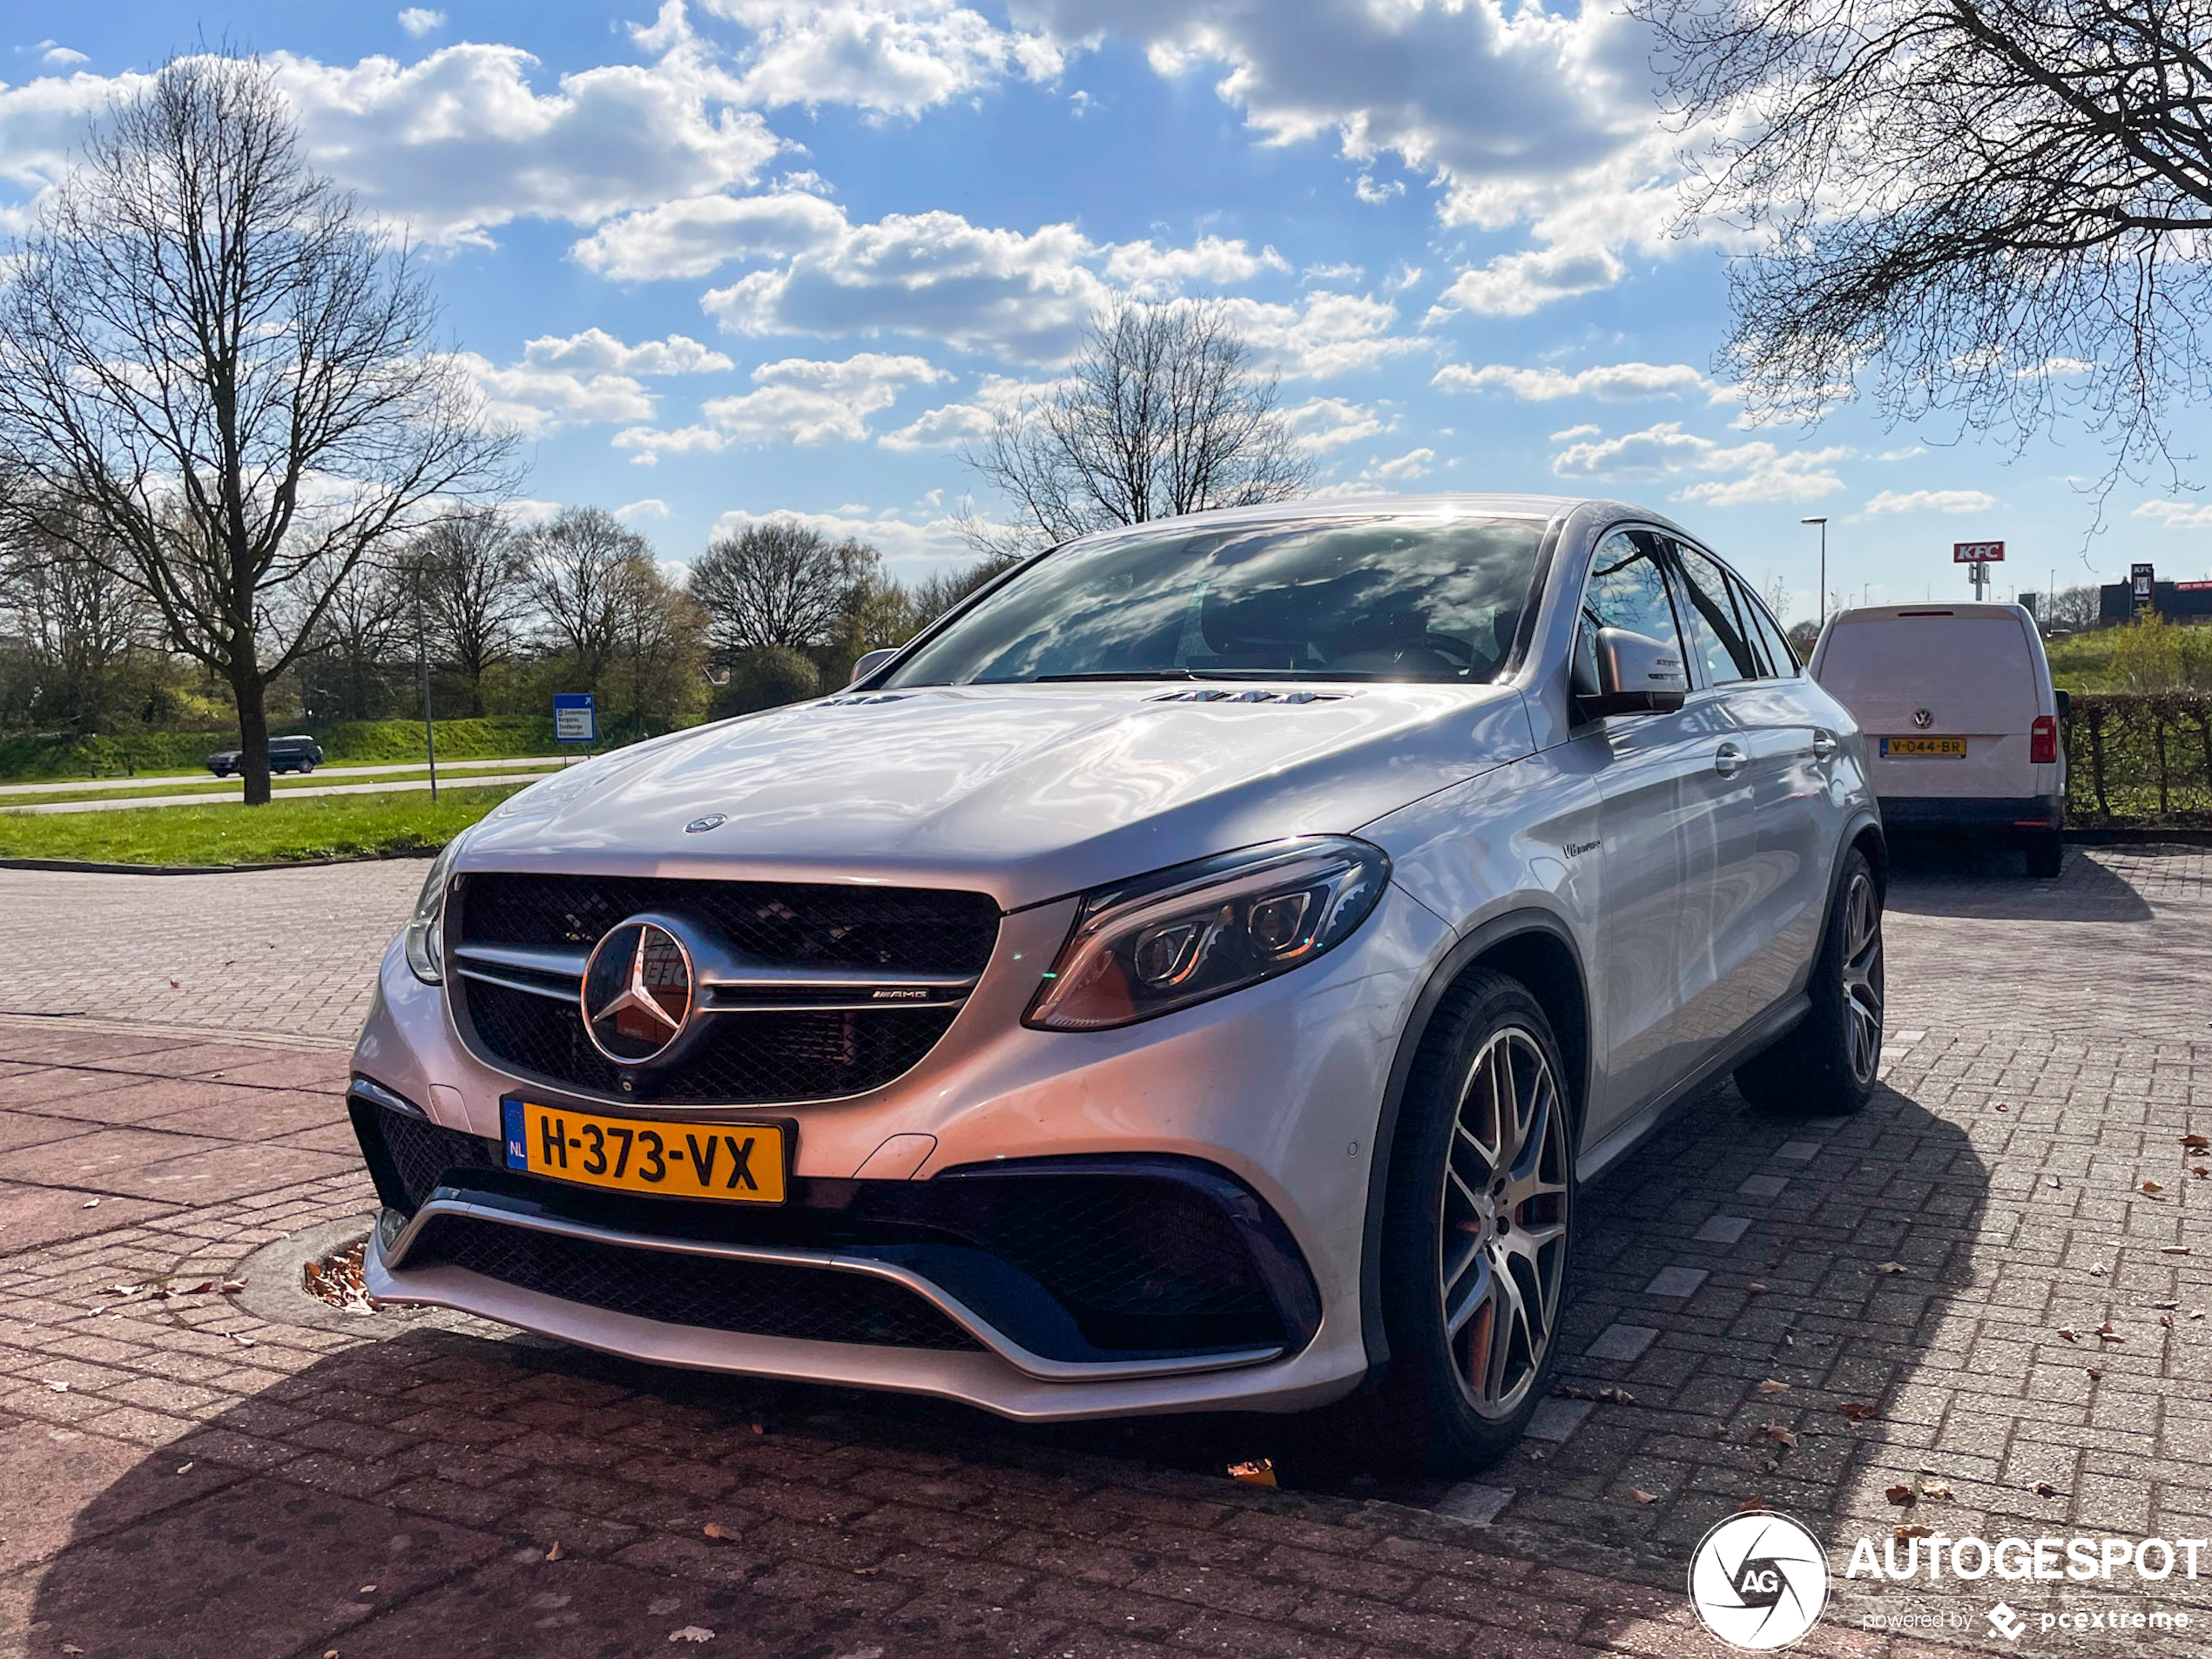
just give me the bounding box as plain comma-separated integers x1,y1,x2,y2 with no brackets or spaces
1055,491,1684,539
1827,603,2029,624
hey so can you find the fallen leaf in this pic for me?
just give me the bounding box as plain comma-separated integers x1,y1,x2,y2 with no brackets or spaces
2161,1246,2192,1256
2193,1168,2209,1180
2048,1176,2062,1188
226,1332,255,1348
544,1541,564,1561
220,1279,246,1292
1875,1261,1905,1275
2161,1314,2175,1329
1597,1386,1636,1406
81,1198,98,1210
1838,1402,1880,1422
2059,1328,2078,1341
2089,1263,2108,1276
748,1421,765,1436
1554,1383,1599,1400
702,1522,737,1542
1885,1485,1917,1507
2097,1324,2125,1344
46,1380,68,1393
2152,1299,2180,1309
2143,1181,2165,1197
668,1629,716,1644
1736,1494,1770,1512
169,979,179,989
2182,1135,2209,1151
1994,1103,2007,1112
359,1585,376,1595
1630,1487,1659,1504
2194,1311,2206,1321
185,1280,214,1294
174,1462,193,1475
2034,1481,2060,1497
1228,1459,1277,1487
1747,1283,1770,1296
1922,1481,1954,1501
2087,1368,2103,1379
1895,1524,1933,1540
1755,1424,1799,1449
62,1648,84,1656
1757,1379,1791,1396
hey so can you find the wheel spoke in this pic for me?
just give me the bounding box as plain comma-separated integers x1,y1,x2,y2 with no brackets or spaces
1445,1251,1494,1339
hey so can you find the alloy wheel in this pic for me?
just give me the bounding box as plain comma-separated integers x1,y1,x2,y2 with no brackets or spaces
1438,1026,1570,1420
1840,871,1885,1085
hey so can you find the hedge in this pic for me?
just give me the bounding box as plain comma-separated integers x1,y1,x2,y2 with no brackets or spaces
2061,693,2212,826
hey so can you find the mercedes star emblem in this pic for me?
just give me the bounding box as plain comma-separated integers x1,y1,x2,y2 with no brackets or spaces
580,918,695,1064
685,813,726,834
1912,708,1934,729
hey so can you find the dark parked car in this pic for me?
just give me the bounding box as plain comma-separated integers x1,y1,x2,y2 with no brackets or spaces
206,735,324,777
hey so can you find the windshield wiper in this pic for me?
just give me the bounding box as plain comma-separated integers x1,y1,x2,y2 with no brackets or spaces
1022,670,1197,682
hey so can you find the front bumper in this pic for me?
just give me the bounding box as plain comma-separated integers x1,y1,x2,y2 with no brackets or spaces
351,881,1450,1419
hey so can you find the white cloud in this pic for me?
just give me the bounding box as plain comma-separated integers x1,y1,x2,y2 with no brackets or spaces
1369,447,1435,481
1865,489,1998,516
40,44,89,67
698,0,1065,118
1435,361,1708,401
617,352,947,458
2132,500,2212,529
1873,446,1927,462
617,497,673,521
1219,290,1420,380
520,329,734,376
1548,423,1601,442
0,42,786,248
397,9,446,37
453,354,658,437
1552,421,1849,506
707,502,983,566
1283,396,1389,453
878,373,1049,450
1101,235,1286,293
1301,261,1363,287
1354,172,1404,204
570,191,852,280
1426,244,1624,320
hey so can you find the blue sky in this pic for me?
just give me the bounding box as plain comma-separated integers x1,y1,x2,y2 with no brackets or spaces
6,0,2211,623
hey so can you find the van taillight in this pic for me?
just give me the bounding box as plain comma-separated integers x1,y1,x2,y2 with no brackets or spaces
2031,715,2058,765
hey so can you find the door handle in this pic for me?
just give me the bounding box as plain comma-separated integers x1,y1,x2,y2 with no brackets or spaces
1811,729,1838,760
1714,742,1747,777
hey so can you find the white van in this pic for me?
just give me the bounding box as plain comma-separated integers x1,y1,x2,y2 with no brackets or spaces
1811,603,2067,876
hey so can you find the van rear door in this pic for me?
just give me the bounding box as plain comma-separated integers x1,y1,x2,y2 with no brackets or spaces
1814,610,2039,801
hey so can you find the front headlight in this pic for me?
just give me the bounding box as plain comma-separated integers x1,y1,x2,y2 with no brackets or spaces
402,831,470,985
1026,837,1391,1031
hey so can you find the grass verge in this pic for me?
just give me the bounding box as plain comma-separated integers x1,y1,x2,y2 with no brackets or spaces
0,785,523,867
0,759,561,807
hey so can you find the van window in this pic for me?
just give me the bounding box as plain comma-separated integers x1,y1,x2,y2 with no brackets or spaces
1817,616,2036,722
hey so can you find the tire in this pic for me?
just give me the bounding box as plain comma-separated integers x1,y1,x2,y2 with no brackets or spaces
297,760,315,775
1735,849,1884,1116
2025,830,2062,879
1365,968,1576,1474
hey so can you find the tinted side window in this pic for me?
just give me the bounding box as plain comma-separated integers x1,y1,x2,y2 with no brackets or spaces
1672,544,1763,687
1573,530,1686,697
1740,583,1800,676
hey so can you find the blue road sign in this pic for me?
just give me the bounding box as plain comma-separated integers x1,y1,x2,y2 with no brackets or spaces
553,692,597,744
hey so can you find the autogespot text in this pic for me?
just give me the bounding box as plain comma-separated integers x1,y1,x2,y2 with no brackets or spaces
1849,1534,2212,1583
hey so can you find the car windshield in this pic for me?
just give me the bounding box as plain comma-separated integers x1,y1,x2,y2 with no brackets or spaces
883,515,1549,687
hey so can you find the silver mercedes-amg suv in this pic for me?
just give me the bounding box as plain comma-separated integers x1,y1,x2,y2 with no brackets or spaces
349,495,1885,1472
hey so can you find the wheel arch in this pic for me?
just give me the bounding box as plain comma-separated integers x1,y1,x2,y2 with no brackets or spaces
1356,907,1592,1373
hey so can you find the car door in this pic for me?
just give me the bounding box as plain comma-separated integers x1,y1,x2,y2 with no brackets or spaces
1564,529,1725,1140
1665,539,1791,1041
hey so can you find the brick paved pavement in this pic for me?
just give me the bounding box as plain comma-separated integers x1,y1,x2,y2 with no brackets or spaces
0,846,2205,1658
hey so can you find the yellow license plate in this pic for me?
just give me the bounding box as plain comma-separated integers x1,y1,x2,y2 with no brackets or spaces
1881,737,1967,758
502,1099,788,1202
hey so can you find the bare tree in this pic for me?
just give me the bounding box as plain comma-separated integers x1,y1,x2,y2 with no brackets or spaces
687,520,877,656
0,54,513,800
0,508,152,733
610,556,708,730
2041,583,2104,632
526,507,655,691
307,555,408,721
966,299,1311,550
413,505,532,713
1636,0,2212,494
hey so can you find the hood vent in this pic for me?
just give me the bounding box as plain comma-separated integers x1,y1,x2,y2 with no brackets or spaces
1148,689,1348,705
821,692,913,706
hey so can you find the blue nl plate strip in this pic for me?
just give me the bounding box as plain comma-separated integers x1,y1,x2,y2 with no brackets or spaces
502,1096,528,1170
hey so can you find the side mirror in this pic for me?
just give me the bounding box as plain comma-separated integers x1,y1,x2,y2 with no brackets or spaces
2054,688,2072,718
847,647,899,685
1580,627,1689,718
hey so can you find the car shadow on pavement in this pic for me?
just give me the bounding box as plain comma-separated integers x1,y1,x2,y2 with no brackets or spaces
17,1058,2007,1658
1884,838,2154,922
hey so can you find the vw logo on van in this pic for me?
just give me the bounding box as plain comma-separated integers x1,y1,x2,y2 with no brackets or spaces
1912,708,1934,730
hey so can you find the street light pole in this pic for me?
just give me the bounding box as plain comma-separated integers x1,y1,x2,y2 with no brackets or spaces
413,560,439,805
1802,516,1829,627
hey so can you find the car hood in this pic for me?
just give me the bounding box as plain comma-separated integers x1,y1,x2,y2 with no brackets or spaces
462,682,1536,908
